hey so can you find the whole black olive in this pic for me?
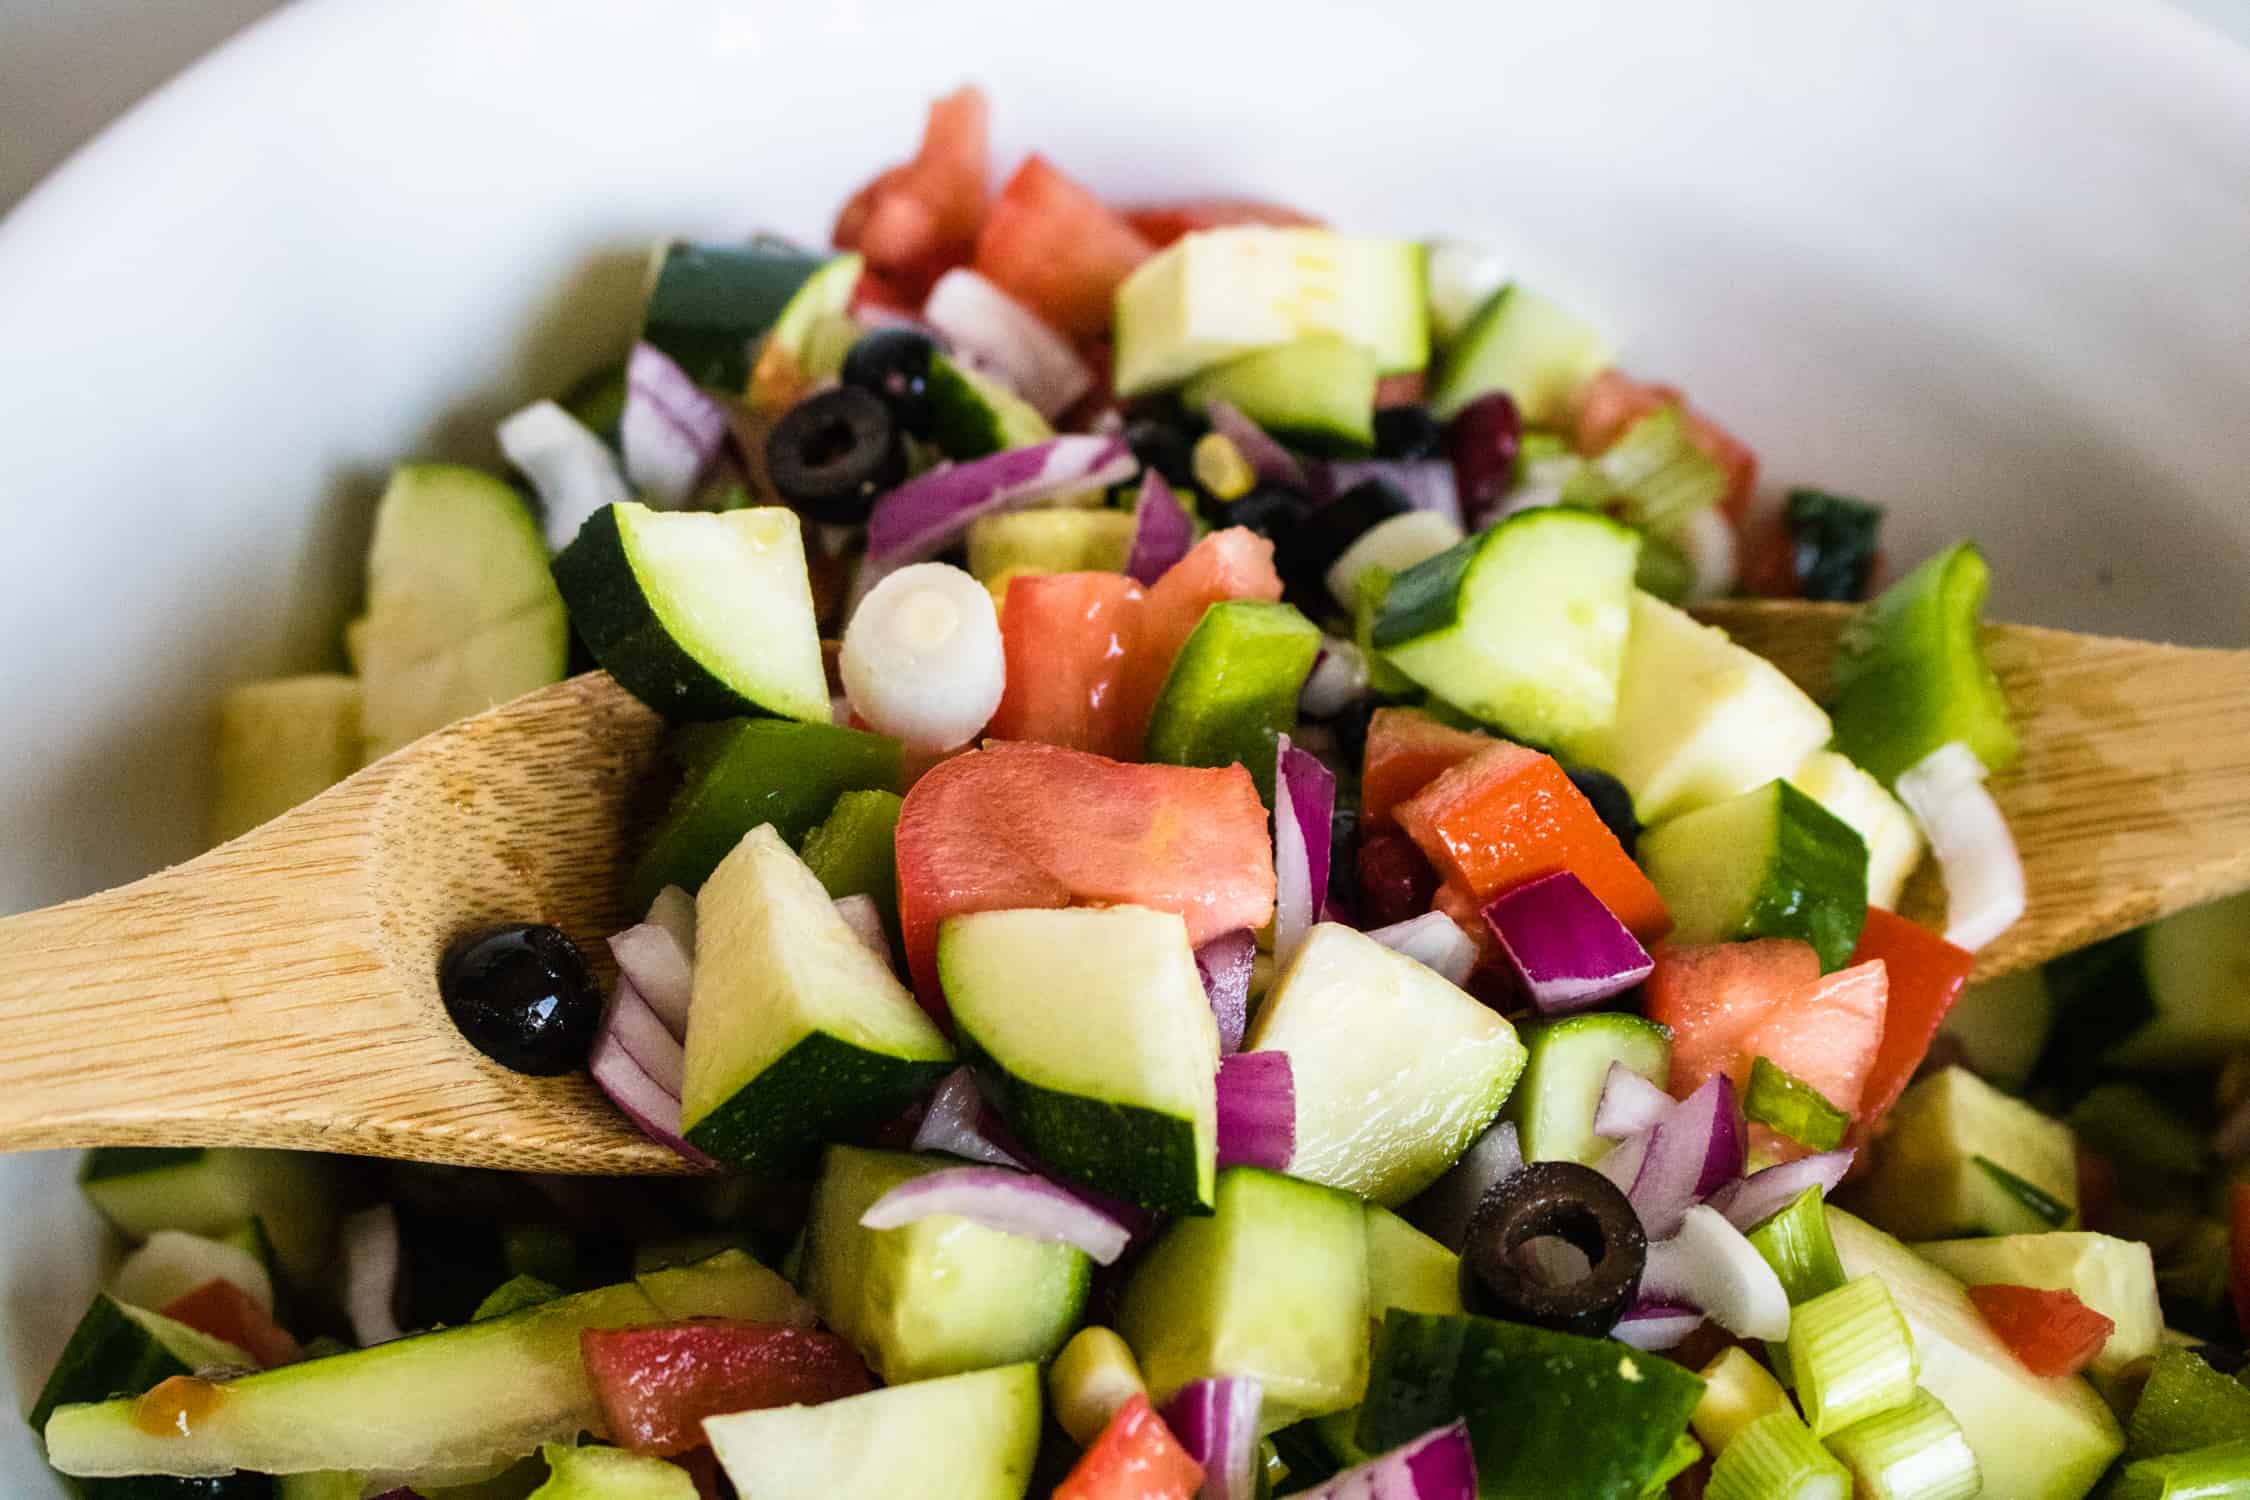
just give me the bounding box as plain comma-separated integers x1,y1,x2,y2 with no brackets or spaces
1125,418,1201,492
1273,479,1412,606
764,386,906,525
439,923,603,1076
1564,765,1642,858
1460,1160,1647,1337
840,327,940,439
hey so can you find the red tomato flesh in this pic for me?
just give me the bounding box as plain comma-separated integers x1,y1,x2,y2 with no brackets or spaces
1053,1394,1204,1500
1574,369,1759,525
833,86,990,303
986,571,1147,760
974,155,1154,343
1122,198,1325,247
1360,707,1491,831
1846,908,1974,1145
1117,528,1285,748
1967,1284,2116,1378
157,1280,300,1370
895,742,1277,1010
581,1321,873,1457
1644,940,1824,1099
1737,960,1889,1160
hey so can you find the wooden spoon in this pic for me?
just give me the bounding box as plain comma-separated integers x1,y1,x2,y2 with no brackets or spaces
0,606,2244,1174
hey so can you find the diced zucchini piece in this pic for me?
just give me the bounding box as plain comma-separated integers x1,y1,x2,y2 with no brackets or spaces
2081,892,2250,1071
679,825,952,1172
553,502,830,725
745,252,863,412
1119,1168,1370,1429
640,239,828,391
1113,228,1429,395
943,905,1220,1215
1937,967,2053,1093
1502,1012,1672,1167
704,1364,1042,1500
358,464,568,762
1787,751,1924,911
1182,335,1379,455
530,1441,695,1499
2069,1084,2207,1180
1245,923,1524,1206
1144,600,1321,804
31,1294,253,1439
632,718,900,905
1364,1207,1464,1321
1913,1233,2160,1402
212,675,364,845
79,1148,340,1282
1429,285,1611,424
1639,780,1869,970
1372,509,1640,750
1589,593,1833,826
965,508,1135,585
799,788,906,945
928,353,1054,459
1843,1067,2078,1239
1829,542,2017,786
635,1248,814,1326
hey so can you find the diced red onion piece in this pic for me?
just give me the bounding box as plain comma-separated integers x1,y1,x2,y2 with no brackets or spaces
858,1165,1132,1265
1896,741,2025,953
1300,1420,1477,1500
644,884,696,957
603,978,685,1095
1412,1120,1522,1252
1703,1149,1855,1232
1592,1062,1676,1141
341,1204,405,1348
1217,1051,1296,1171
497,400,630,550
1640,1204,1791,1341
1365,911,1479,989
1315,460,1463,530
608,923,693,1041
1611,1299,1705,1351
621,342,732,507
589,1028,718,1169
922,269,1093,418
864,434,1137,573
1301,637,1371,720
1163,1377,1263,1500
913,1067,1025,1168
1205,401,1309,490
833,894,891,962
1196,930,1258,1056
1615,1074,1745,1240
1482,872,1653,1016
1273,736,1336,967
1126,470,1196,585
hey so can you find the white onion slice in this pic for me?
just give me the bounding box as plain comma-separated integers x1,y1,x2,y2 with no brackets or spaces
644,884,697,959
608,923,693,1041
1300,637,1371,719
841,562,1006,752
1895,741,2025,952
1365,911,1479,988
833,894,891,962
341,1204,405,1347
859,1166,1132,1264
922,269,1092,418
497,400,630,551
1641,1203,1790,1341
1591,1062,1675,1141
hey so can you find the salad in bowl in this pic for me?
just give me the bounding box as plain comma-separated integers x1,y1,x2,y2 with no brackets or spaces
21,85,2250,1500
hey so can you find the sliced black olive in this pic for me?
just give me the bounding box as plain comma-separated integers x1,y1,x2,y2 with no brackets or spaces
764,387,906,525
1272,479,1412,605
1372,405,1446,462
1564,765,1642,859
1460,1160,1647,1337
840,327,939,439
439,923,603,1076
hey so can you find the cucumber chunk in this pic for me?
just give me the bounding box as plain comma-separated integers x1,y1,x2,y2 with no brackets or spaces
553,502,830,725
1428,285,1611,424
1119,1167,1370,1428
640,240,828,391
635,1248,814,1326
44,1282,662,1481
704,1363,1041,1500
928,354,1054,459
1639,780,1869,970
1372,508,1640,750
358,464,568,762
1244,923,1525,1205
1913,1233,2160,1403
1364,1207,1464,1320
1828,1209,2122,1499
1143,600,1321,804
1182,335,1378,455
211,676,363,845
1113,228,1428,396
800,1146,1089,1383
2082,891,2250,1071
1589,592,1833,826
1841,1067,2078,1239
530,1442,694,1500
1936,967,2053,1093
1829,541,2017,786
965,509,1135,585
1502,1012,1672,1167
679,825,952,1172
744,252,863,413
1786,751,1923,911
79,1149,340,1283
942,905,1220,1215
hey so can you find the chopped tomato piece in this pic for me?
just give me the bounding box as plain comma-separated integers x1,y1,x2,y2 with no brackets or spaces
1645,940,1824,1099
1574,369,1759,524
896,742,1276,1009
2232,1183,2250,1343
1053,1394,1204,1500
1735,961,1889,1159
673,1446,728,1500
1117,528,1285,747
1122,198,1326,248
973,155,1154,343
986,572,1147,759
1394,742,1670,940
1356,826,1442,930
1845,908,1975,1145
157,1280,300,1369
1361,707,1491,831
833,86,990,302
1967,1284,2115,1378
581,1321,873,1457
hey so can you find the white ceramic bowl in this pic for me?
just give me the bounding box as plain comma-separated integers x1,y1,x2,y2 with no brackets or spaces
4,0,2248,1489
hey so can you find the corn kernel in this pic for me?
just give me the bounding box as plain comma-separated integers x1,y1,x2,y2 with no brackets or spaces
1193,432,1257,501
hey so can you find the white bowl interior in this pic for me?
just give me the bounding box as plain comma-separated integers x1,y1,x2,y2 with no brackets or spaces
3,0,2247,1489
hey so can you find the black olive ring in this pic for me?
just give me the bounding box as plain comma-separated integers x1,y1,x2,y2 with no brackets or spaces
1459,1159,1649,1338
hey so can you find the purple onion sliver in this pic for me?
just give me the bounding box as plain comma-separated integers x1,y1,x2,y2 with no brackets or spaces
1273,737,1336,966
608,923,693,1039
1705,1149,1855,1232
913,1068,1024,1169
621,341,732,507
644,884,697,960
922,268,1093,418
858,1165,1133,1265
1482,871,1653,1016
1216,1051,1296,1172
603,978,685,1096
1592,1061,1675,1141
588,1029,718,1169
1196,929,1258,1056
1410,1119,1521,1252
1610,1303,1705,1351
1365,911,1479,988
1205,400,1309,489
864,434,1137,571
832,893,892,964
1162,1377,1263,1500
1620,1074,1744,1241
1302,1420,1476,1500
1126,470,1196,585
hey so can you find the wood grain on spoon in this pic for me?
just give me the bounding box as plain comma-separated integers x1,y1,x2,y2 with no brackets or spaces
0,605,2244,1173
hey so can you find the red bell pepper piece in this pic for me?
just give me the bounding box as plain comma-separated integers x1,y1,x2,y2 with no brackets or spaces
1053,1393,1205,1500
1846,907,1975,1145
157,1279,300,1370
581,1321,873,1457
1966,1284,2116,1378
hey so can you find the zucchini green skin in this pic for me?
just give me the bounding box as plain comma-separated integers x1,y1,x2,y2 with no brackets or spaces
1502,1013,1672,1167
927,356,1052,460
1829,542,2016,786
1144,600,1322,804
1371,533,1481,651
1642,781,1870,971
683,1032,951,1175
1356,1310,1705,1500
642,240,826,391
